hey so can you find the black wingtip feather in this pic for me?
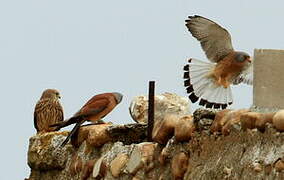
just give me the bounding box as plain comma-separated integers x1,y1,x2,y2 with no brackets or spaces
199,99,207,106
221,104,228,109
188,93,199,103
205,102,213,108
186,85,194,93
183,71,190,79
183,64,189,71
213,104,221,109
184,79,190,87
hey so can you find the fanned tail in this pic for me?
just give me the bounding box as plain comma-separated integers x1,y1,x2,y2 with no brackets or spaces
183,58,233,109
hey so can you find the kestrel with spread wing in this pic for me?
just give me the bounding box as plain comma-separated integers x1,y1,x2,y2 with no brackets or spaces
34,89,64,133
183,15,253,109
50,92,123,146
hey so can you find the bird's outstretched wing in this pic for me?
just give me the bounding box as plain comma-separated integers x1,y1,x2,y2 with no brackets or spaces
233,62,253,85
186,15,234,62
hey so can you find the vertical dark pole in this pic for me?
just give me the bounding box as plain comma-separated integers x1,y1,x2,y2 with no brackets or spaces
148,81,155,141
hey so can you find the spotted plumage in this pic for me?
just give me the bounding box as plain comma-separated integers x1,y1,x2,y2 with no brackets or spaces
34,89,64,133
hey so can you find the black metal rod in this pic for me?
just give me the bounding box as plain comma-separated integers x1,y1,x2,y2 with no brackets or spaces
147,81,155,141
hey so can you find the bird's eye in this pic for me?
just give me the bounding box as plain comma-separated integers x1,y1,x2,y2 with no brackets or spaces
236,55,245,62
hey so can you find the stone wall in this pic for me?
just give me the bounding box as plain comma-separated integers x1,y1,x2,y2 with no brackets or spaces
26,108,284,180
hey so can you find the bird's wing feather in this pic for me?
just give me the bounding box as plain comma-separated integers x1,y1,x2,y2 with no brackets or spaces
233,62,253,85
34,99,64,131
73,98,110,118
186,15,234,62
61,120,84,147
33,109,39,131
50,97,110,129
34,99,46,131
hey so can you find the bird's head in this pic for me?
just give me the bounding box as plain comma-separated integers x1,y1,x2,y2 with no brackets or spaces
112,92,123,104
235,51,251,63
41,89,61,100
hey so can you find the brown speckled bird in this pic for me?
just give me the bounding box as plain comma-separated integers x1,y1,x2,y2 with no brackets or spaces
50,92,123,146
183,15,253,109
34,89,64,133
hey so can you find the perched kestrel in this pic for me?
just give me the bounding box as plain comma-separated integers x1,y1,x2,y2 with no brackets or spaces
34,89,64,133
183,15,253,109
51,92,123,146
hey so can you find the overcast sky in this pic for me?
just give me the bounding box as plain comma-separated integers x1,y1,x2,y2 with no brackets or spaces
1,1,284,179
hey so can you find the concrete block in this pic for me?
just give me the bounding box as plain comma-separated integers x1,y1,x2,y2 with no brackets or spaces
253,49,284,110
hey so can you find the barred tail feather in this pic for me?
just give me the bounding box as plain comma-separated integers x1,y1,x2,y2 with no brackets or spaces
183,58,233,109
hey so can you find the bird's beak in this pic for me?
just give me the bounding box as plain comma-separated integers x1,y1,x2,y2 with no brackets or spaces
247,58,252,63
58,95,61,99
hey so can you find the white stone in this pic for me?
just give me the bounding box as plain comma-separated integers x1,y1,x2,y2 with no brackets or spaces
92,156,105,178
129,92,190,123
125,146,143,174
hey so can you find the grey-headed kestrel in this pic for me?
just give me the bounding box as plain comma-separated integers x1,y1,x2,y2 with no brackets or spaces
34,89,64,133
183,15,253,109
50,92,123,147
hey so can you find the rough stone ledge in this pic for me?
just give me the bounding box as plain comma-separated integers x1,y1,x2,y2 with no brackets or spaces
106,123,147,145
26,109,284,180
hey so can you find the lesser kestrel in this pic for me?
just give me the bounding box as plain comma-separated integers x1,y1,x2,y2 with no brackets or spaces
51,92,123,146
34,89,64,133
183,15,253,109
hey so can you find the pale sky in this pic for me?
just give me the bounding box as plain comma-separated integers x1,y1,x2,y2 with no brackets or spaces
1,1,284,179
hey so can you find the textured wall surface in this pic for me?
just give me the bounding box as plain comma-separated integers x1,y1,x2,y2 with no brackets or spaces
253,49,284,110
26,109,284,180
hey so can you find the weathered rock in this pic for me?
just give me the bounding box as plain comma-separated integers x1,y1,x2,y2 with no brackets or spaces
210,109,232,133
125,146,143,175
152,114,178,144
125,142,158,175
193,108,216,123
174,115,195,142
193,108,216,131
252,162,262,172
106,123,147,145
241,112,261,130
198,118,214,131
129,92,190,123
171,152,189,180
69,154,83,175
184,127,284,179
274,159,284,172
159,145,170,165
28,131,72,170
241,112,276,132
140,142,157,172
81,160,95,180
72,123,112,148
273,110,284,131
263,112,275,124
110,153,129,177
223,166,232,178
132,176,141,180
92,156,106,178
221,109,250,135
27,111,284,180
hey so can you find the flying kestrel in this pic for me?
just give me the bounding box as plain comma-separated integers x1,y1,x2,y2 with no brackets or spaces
183,15,253,109
34,89,64,133
50,92,123,146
